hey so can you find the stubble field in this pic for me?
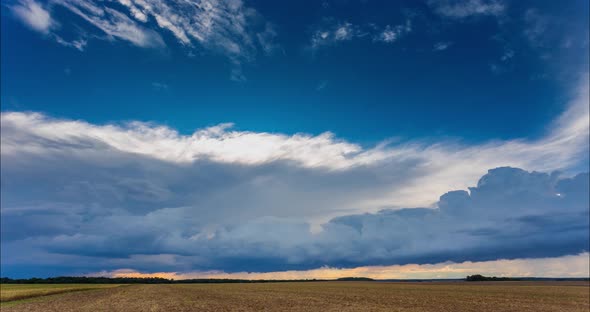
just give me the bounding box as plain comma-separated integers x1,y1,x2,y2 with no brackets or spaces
1,281,588,311
0,284,123,303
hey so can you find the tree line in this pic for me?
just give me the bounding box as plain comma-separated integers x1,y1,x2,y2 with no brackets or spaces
465,274,518,281
5,275,573,283
0,276,327,284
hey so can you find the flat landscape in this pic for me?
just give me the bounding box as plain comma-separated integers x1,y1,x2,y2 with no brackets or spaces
1,281,588,311
0,284,123,303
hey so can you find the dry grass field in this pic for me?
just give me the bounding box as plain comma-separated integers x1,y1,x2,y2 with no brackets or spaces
0,284,124,303
1,281,588,311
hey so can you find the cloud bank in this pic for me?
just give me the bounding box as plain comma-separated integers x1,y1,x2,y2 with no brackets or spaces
1,72,588,276
99,252,590,280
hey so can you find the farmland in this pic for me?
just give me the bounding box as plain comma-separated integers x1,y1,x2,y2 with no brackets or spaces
0,284,124,304
1,281,588,311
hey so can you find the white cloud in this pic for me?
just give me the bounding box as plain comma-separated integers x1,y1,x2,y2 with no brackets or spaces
310,21,359,50
54,0,165,48
104,0,268,60
54,35,88,51
2,74,587,210
11,0,54,33
434,41,452,51
1,113,363,169
374,21,412,43
117,0,148,23
12,0,277,79
310,20,411,51
334,23,355,41
429,0,505,19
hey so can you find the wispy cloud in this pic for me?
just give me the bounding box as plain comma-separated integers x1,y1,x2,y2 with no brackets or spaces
523,9,550,48
309,19,411,51
9,0,279,79
54,36,88,51
429,0,505,19
257,23,282,55
54,0,163,48
316,80,328,91
434,41,452,51
373,21,412,43
428,0,506,19
500,47,514,61
10,0,54,34
310,21,361,50
151,82,168,91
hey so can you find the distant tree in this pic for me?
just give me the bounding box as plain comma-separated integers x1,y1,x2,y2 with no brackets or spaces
466,275,516,281
336,277,374,281
466,274,486,281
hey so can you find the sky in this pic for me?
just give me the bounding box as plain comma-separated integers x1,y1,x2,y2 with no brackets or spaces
0,0,589,279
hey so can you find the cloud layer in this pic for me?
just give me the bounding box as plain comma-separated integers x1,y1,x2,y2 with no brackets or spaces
1,72,588,276
1,162,588,275
2,73,587,210
99,252,590,280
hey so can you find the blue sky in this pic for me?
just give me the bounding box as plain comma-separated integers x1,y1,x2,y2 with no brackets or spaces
1,0,589,279
2,0,587,142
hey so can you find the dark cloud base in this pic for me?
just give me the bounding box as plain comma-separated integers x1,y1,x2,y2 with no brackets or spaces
2,149,588,277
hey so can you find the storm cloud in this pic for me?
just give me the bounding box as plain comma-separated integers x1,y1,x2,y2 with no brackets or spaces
1,106,588,276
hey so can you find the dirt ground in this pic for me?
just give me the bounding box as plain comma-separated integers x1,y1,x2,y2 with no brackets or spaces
2,281,589,312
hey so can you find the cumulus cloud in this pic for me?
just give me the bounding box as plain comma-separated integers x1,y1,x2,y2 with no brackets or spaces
11,0,54,33
1,165,588,275
429,0,505,19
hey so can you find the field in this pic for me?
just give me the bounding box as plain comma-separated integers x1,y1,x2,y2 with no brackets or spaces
1,281,588,311
0,284,123,303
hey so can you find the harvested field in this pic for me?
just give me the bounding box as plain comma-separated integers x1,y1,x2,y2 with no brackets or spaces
0,284,124,303
1,281,588,311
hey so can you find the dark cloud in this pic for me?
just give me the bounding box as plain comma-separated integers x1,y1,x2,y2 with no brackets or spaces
2,162,588,276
